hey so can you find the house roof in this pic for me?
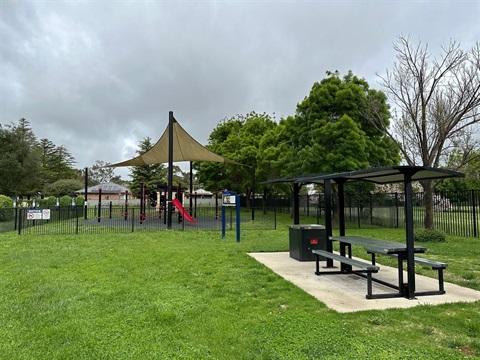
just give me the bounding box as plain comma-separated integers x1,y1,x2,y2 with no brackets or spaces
76,182,129,194
186,188,213,195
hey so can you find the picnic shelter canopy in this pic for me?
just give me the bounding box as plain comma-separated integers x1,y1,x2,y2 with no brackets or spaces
295,165,465,299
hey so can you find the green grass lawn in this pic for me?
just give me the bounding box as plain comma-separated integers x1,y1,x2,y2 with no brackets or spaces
1,216,479,359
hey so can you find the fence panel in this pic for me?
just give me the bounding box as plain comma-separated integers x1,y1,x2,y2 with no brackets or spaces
6,204,276,236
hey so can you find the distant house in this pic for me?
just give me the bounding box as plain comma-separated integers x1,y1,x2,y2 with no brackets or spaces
76,182,133,205
185,188,214,199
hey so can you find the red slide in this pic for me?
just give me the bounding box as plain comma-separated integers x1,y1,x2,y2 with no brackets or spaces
172,199,197,223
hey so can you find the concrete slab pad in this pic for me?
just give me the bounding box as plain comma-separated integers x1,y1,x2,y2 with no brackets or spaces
248,252,480,313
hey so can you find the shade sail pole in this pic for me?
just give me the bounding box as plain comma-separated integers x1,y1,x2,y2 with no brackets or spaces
167,111,174,229
189,161,193,215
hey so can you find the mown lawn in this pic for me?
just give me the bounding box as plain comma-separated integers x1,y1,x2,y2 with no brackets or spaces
1,220,479,359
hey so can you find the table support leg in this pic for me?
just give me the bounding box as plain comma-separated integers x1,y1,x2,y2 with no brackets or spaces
397,256,404,292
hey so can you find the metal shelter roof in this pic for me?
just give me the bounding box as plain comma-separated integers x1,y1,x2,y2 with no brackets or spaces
295,166,465,185
261,174,324,185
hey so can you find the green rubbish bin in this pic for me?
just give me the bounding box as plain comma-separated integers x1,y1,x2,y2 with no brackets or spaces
288,224,327,261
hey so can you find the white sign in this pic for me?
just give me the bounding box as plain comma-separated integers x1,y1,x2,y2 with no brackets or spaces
222,195,236,206
42,209,51,220
27,209,50,220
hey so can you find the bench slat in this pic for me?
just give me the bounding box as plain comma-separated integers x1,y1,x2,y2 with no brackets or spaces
312,250,379,271
367,248,447,269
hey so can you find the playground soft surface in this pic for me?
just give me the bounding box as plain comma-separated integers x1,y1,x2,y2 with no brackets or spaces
1,217,479,359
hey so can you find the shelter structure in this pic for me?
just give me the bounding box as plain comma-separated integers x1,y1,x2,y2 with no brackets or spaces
107,111,247,228
294,166,465,299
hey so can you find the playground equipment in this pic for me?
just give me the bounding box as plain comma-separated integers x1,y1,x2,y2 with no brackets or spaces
172,199,196,222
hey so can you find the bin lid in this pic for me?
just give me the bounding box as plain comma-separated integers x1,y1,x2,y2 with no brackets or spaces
288,224,325,229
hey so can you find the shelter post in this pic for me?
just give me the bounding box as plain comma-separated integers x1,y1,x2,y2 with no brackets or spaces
403,171,416,299
337,179,346,236
324,179,334,267
167,111,174,229
293,182,300,225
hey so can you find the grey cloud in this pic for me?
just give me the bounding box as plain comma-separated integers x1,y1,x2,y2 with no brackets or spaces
1,1,478,180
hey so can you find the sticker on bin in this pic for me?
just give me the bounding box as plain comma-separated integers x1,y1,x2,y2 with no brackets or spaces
310,239,319,245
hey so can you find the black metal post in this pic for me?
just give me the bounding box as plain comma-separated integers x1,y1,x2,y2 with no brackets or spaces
167,111,174,229
403,170,416,299
84,167,88,220
194,192,197,218
324,179,333,267
338,180,346,236
472,190,477,237
164,182,167,224
140,181,145,224
251,166,255,221
97,188,102,222
189,161,193,215
395,192,399,228
293,182,300,225
125,191,128,221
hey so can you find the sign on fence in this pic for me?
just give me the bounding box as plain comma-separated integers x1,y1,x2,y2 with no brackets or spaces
26,209,50,220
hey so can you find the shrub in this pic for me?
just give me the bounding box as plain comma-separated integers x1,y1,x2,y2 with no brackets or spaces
59,195,74,207
44,179,83,198
0,194,14,222
0,195,13,208
75,195,85,206
414,228,446,243
37,196,58,208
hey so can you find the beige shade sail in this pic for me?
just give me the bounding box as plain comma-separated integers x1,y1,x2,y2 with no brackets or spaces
108,119,244,167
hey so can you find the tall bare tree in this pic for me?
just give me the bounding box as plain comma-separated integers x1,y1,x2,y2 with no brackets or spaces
367,35,480,229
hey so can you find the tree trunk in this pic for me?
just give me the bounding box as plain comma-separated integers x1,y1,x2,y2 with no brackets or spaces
422,179,434,229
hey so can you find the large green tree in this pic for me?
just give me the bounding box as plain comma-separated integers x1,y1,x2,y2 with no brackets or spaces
129,137,166,196
257,71,399,213
0,119,41,196
38,138,77,187
195,112,276,205
290,70,399,176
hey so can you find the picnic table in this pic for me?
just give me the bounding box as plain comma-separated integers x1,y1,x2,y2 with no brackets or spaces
331,235,427,299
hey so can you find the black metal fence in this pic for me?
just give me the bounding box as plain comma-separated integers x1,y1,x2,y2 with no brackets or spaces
259,190,480,238
3,189,480,237
1,204,277,235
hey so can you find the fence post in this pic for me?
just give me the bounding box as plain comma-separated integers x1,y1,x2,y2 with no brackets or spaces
274,208,277,230
17,208,22,235
395,192,399,228
307,194,310,217
472,190,477,237
369,193,373,225
14,207,18,231
131,207,135,232
76,205,79,234
97,188,102,223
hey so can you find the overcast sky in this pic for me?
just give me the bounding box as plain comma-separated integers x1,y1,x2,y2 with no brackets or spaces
1,0,479,180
